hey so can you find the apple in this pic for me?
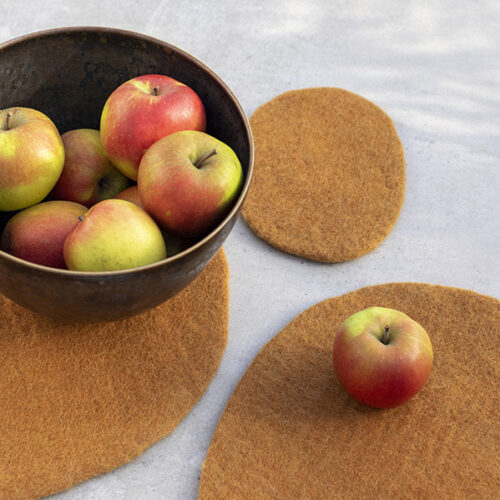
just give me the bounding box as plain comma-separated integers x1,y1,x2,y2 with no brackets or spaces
0,200,87,269
115,185,143,208
63,199,167,272
50,128,131,207
100,74,206,181
332,307,433,409
137,130,243,238
0,107,64,211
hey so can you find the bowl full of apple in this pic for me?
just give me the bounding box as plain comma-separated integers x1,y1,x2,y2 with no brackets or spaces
0,27,253,322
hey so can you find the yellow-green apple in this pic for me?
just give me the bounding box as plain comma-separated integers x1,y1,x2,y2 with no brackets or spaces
0,107,64,211
63,199,167,271
332,307,433,409
137,130,243,238
115,185,143,208
50,129,130,207
100,74,206,181
0,200,87,269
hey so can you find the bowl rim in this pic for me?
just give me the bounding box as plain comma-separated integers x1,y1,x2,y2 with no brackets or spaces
0,26,254,277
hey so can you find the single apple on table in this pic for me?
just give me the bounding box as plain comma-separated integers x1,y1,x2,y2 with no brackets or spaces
332,306,433,409
0,200,87,269
100,74,206,181
50,128,131,207
63,199,167,272
137,130,243,238
0,107,64,212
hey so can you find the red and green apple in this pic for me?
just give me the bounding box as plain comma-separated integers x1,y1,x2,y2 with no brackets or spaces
0,200,87,269
332,306,433,409
63,199,167,272
100,74,206,181
137,130,243,238
0,107,65,211
50,128,130,207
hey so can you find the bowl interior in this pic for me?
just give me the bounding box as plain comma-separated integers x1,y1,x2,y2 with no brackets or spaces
0,27,251,238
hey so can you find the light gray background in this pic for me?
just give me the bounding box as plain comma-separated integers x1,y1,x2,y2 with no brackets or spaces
1,1,499,499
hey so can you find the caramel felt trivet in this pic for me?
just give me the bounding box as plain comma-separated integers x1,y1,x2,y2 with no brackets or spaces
242,88,406,262
200,283,499,499
0,250,229,499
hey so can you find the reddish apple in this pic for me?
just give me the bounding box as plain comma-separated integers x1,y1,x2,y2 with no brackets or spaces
0,107,64,211
50,128,130,207
137,130,243,238
0,200,87,269
100,74,206,180
332,307,433,409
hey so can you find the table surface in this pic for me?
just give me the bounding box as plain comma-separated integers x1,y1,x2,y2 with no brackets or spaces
1,2,499,499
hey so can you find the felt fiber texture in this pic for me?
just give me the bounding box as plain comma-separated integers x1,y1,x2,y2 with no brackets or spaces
0,250,228,499
242,88,406,262
199,283,499,499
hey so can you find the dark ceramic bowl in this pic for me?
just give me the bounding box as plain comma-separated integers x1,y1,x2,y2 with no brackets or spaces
0,27,253,323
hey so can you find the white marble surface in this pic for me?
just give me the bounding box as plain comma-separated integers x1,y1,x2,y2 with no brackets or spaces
1,1,499,499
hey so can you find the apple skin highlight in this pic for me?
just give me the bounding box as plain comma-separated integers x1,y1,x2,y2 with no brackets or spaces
333,306,433,409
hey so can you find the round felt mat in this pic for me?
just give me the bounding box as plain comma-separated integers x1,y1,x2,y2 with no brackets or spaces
200,283,499,499
0,250,228,499
242,88,406,262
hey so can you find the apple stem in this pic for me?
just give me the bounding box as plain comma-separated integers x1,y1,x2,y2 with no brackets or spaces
194,149,217,168
5,112,12,130
153,86,159,96
382,325,390,345
78,215,84,222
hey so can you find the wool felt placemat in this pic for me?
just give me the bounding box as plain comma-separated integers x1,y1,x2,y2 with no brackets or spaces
242,87,406,262
0,250,229,499
199,283,499,499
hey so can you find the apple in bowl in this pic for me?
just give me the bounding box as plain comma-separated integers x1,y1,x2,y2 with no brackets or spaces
63,199,167,272
1,200,87,269
0,107,64,211
138,130,243,238
332,307,433,409
50,128,131,207
100,74,206,181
